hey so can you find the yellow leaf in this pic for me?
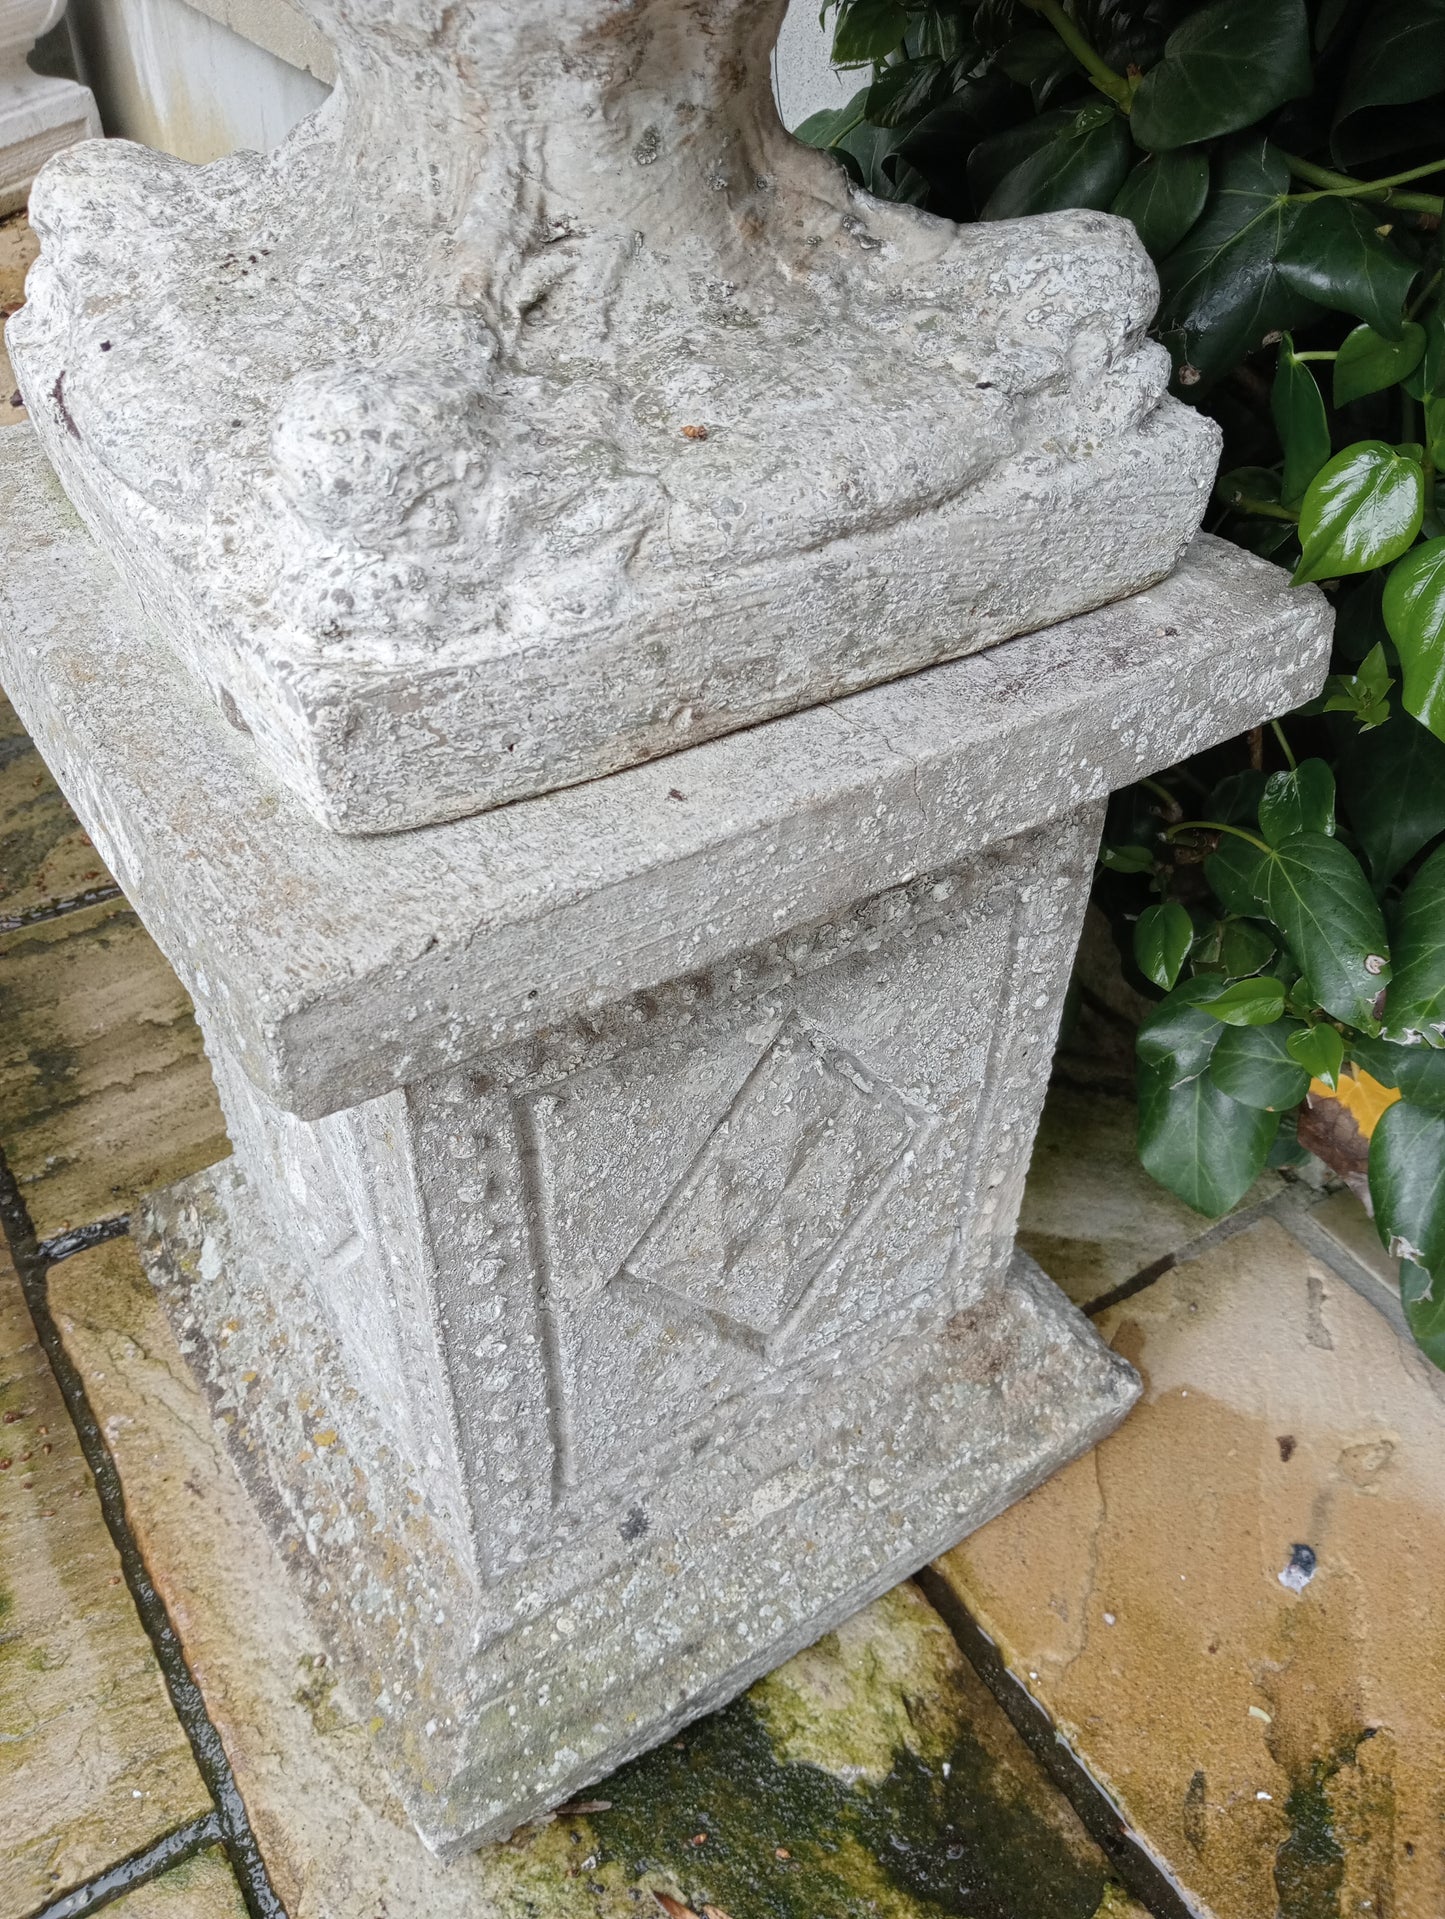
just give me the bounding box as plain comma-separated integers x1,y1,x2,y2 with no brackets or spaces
1309,1064,1401,1139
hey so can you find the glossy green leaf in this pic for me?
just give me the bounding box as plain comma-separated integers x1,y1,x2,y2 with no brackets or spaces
1369,1097,1445,1275
1100,841,1155,874
1337,0,1445,122
1293,442,1424,585
793,89,870,148
967,112,1071,207
1383,537,1445,739
1383,842,1445,1043
1333,322,1426,407
1130,0,1310,151
1259,759,1336,845
1287,1022,1345,1089
1402,1267,1445,1372
1219,918,1276,977
1159,140,1315,387
1271,336,1332,509
1137,975,1231,1085
832,0,908,65
1111,150,1210,259
864,56,946,127
1338,706,1445,885
1209,1019,1311,1109
982,103,1132,220
1260,832,1392,1029
1138,1059,1280,1216
1275,199,1417,342
1134,901,1194,991
1404,313,1445,401
1215,465,1284,515
1205,835,1269,916
1353,1034,1445,1114
1201,976,1287,1025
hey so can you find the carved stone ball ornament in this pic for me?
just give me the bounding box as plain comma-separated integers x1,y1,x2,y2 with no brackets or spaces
10,0,1219,831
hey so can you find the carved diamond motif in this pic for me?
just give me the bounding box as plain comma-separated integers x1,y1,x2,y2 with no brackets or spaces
610,1019,935,1359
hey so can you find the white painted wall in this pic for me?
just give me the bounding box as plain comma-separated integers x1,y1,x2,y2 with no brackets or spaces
771,0,849,130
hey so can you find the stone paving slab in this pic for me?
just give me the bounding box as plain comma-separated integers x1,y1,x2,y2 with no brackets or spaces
933,1211,1445,1919
0,1241,211,1917
106,1849,248,1918
0,692,114,924
0,897,228,1239
49,1232,1145,1919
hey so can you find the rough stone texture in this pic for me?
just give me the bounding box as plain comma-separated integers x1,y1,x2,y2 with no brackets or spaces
0,688,114,924
105,1849,249,1918
933,1216,1445,1919
0,1242,211,1915
0,897,229,1239
51,1233,1148,1917
0,211,35,421
0,431,1331,1120
0,415,1332,1851
11,0,1218,831
0,0,98,220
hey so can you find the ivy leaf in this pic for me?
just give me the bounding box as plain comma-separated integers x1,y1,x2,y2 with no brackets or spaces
1275,199,1417,341
1111,150,1211,259
982,103,1132,220
1205,836,1270,916
1288,1022,1345,1089
1261,832,1392,1029
1336,0,1445,123
1210,1019,1311,1108
1134,901,1195,991
1369,1099,1445,1280
1259,759,1336,844
1383,842,1445,1043
794,89,870,149
1137,975,1232,1084
1138,1061,1280,1215
1320,640,1394,729
865,57,947,127
1351,1033,1445,1113
1220,919,1276,977
1159,139,1316,387
1129,0,1311,151
1271,336,1332,509
1293,442,1424,585
1100,841,1155,874
1382,536,1445,739
1338,706,1445,885
1200,976,1287,1025
1333,321,1426,407
832,0,909,66
1403,1268,1445,1372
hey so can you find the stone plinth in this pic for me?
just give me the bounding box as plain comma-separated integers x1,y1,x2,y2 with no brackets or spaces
0,0,98,218
9,0,1217,831
0,427,1331,1855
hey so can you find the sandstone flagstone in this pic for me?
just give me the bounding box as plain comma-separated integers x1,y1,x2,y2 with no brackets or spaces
105,1849,248,1919
0,1242,210,1916
49,1233,1145,1919
0,897,228,1239
0,688,115,923
933,1215,1445,1919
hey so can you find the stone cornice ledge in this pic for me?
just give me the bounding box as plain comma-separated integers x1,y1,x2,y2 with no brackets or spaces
0,425,1331,1119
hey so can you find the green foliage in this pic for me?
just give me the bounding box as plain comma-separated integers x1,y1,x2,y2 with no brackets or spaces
808,0,1445,1368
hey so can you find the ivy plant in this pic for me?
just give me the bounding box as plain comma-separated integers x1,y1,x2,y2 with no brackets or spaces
805,0,1445,1366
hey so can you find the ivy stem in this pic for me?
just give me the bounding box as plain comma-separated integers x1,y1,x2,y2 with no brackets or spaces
1022,0,1133,107
1270,719,1297,770
1227,496,1300,522
1293,350,1337,362
1167,820,1273,855
1278,149,1444,215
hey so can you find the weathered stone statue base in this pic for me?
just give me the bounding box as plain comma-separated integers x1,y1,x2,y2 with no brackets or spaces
146,1165,1135,1855
0,10,99,219
0,428,1333,1857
